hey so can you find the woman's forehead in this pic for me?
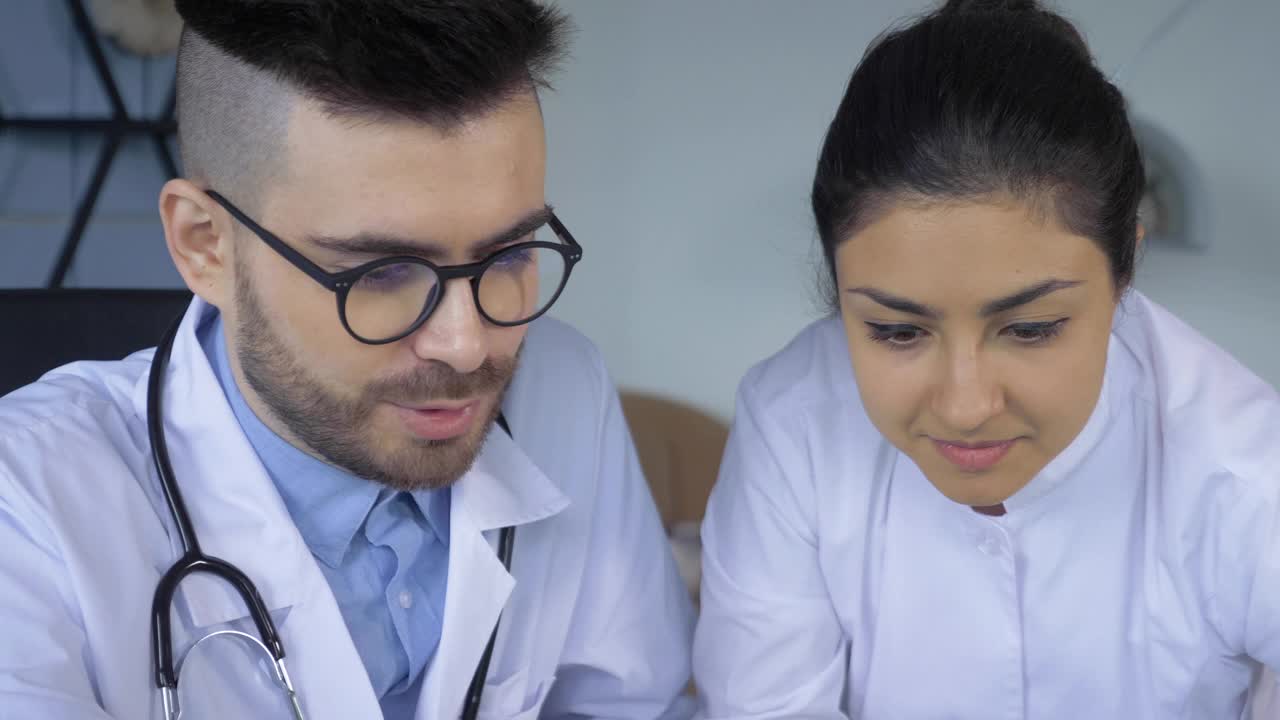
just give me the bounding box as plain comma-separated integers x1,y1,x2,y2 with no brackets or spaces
836,200,1111,306
842,201,1101,266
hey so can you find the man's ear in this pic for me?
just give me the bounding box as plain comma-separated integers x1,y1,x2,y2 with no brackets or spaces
159,178,236,308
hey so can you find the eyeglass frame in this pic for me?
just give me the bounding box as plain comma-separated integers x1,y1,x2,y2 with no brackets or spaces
205,190,583,345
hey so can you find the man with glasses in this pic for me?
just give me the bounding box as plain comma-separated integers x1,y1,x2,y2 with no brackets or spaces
0,2,695,719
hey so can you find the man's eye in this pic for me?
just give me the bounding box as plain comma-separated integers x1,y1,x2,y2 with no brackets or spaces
355,263,421,292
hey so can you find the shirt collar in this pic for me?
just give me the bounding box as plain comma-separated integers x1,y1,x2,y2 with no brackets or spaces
199,313,449,567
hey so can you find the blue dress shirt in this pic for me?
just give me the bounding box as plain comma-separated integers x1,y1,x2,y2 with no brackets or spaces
200,315,450,718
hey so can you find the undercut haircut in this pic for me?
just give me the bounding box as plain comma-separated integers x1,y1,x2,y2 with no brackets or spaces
174,0,571,205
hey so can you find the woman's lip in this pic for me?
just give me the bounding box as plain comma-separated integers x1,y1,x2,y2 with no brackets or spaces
394,402,476,440
930,438,1017,472
938,439,1011,449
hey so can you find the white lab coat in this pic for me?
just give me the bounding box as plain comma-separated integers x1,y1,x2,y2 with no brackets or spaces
0,298,695,720
694,291,1280,719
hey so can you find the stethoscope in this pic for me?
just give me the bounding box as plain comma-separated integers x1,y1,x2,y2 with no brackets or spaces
147,319,514,719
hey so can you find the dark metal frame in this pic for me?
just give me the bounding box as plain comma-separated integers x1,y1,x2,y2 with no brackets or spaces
0,0,179,288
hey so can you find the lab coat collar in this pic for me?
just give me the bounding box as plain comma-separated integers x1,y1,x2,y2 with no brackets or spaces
131,298,570,634
1000,339,1119,515
417,365,570,719
130,298,318,629
456,416,570,532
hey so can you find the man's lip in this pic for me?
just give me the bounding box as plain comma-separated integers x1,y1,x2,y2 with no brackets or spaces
391,399,474,412
393,401,478,441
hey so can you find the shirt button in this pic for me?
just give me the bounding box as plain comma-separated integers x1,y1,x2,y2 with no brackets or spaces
399,590,414,609
978,534,1003,556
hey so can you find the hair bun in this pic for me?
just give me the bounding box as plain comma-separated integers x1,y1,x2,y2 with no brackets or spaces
941,0,1041,14
938,0,1089,55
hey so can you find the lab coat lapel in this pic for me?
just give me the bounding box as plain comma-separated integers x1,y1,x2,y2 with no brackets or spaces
421,510,514,720
130,298,309,627
132,299,384,719
161,579,384,720
276,585,384,719
418,421,569,719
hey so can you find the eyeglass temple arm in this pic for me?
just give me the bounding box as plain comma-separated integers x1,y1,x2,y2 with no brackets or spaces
205,190,341,290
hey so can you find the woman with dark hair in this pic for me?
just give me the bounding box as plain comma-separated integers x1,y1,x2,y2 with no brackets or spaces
692,1,1280,717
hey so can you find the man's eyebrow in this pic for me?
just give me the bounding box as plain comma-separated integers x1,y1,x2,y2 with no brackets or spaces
305,206,554,262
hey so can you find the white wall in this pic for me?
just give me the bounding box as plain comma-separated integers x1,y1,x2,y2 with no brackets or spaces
541,0,1280,420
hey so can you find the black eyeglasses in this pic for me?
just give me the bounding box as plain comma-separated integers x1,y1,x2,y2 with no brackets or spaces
206,190,583,345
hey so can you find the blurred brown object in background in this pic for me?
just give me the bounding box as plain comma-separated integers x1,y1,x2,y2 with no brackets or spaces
620,390,726,529
620,390,727,603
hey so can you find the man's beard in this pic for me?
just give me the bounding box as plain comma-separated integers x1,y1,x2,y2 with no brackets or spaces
233,268,519,491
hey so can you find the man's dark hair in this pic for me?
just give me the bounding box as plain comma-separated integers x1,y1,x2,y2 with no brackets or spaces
174,0,571,202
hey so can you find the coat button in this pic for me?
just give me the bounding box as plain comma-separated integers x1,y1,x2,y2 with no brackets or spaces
978,534,1003,556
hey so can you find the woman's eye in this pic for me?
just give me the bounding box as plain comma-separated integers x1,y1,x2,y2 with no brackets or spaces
1003,318,1069,345
865,322,927,349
